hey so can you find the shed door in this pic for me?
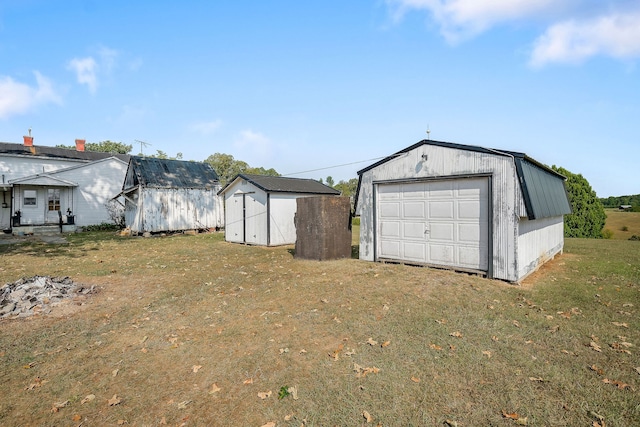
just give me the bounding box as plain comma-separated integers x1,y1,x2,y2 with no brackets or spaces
376,178,489,272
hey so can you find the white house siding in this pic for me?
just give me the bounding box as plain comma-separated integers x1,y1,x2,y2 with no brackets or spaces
268,194,301,246
51,158,128,226
133,188,223,233
356,144,522,282
0,155,85,182
516,216,564,280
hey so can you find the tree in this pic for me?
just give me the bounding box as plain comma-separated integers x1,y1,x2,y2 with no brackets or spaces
56,140,132,154
333,178,358,198
204,153,279,185
146,150,183,160
325,176,335,187
552,165,606,238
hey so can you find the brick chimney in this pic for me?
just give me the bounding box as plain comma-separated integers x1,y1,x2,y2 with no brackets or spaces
23,135,34,146
75,139,86,152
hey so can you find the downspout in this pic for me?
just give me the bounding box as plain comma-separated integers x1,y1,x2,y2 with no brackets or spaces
266,193,271,246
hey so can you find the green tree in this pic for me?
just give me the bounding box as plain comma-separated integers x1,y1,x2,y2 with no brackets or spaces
204,153,279,185
333,178,358,198
246,166,280,177
56,140,132,154
325,176,335,187
146,150,183,160
552,166,606,238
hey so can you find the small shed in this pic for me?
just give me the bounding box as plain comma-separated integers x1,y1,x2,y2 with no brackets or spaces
355,139,572,282
218,174,340,246
120,157,223,233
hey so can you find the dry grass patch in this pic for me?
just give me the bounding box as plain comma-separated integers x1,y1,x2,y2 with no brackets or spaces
604,209,640,240
0,232,638,426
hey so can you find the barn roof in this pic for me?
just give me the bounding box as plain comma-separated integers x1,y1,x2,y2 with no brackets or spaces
356,139,571,220
126,157,220,189
219,174,340,195
0,142,130,162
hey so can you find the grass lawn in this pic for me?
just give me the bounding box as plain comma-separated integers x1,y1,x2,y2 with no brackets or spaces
604,209,640,240
0,230,638,426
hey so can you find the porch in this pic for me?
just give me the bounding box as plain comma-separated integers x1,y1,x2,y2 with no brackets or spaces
10,224,77,236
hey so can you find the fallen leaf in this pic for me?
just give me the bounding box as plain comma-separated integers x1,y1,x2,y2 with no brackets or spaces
112,368,119,377
108,395,122,406
367,338,378,346
260,422,276,427
492,335,499,342
444,420,458,427
279,348,289,354
299,349,308,355
258,390,272,399
243,378,254,385
590,365,604,375
435,319,447,324
589,341,602,352
159,417,167,425
528,377,544,382
381,340,391,348
411,376,420,383
284,413,293,421
449,331,463,338
635,367,640,375
117,420,128,425
288,385,299,400
72,414,82,422
512,320,521,328
209,383,221,394
502,410,519,419
603,378,630,389
344,348,356,357
192,365,202,373
363,410,373,423
81,394,96,404
140,348,148,353
612,322,629,328
429,343,443,351
515,417,528,425
51,400,69,413
354,363,380,378
177,400,192,409
482,350,492,358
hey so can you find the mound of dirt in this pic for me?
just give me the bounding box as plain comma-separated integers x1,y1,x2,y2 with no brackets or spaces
0,276,95,319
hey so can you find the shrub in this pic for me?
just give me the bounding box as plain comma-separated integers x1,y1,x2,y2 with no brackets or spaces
602,229,614,239
621,225,629,231
83,223,120,232
629,235,640,241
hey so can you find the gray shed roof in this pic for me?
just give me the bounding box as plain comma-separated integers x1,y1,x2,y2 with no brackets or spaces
0,142,130,162
219,174,340,195
356,139,571,220
125,157,220,190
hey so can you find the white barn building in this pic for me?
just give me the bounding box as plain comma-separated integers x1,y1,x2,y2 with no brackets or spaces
219,174,340,246
119,157,223,234
354,140,571,282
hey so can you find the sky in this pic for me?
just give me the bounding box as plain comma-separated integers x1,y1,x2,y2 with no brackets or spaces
1,1,639,197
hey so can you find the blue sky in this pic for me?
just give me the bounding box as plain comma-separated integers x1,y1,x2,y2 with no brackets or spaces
1,0,639,197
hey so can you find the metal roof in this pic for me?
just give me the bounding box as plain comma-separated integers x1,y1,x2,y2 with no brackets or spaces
356,139,571,220
127,156,220,189
0,142,130,162
219,174,340,195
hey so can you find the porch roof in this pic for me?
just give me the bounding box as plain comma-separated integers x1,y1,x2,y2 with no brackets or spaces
8,174,78,187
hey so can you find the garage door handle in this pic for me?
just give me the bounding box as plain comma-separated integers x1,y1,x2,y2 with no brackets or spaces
424,228,430,234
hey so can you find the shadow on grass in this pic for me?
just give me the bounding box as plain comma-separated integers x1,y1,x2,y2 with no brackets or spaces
285,245,359,259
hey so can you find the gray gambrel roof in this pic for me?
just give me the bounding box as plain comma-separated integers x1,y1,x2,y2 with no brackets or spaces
0,142,130,162
124,157,220,190
356,139,571,220
218,174,340,195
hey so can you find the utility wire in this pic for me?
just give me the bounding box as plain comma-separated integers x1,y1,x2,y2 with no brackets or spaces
282,154,401,177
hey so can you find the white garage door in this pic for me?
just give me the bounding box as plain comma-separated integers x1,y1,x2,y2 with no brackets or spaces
376,177,489,271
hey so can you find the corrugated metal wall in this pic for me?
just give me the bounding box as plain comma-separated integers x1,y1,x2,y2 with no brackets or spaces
133,187,223,233
517,215,564,279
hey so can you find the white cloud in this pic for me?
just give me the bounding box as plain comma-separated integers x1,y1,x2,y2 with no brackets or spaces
67,57,98,93
0,71,62,119
233,129,274,161
189,119,223,135
387,0,640,65
530,12,640,67
387,0,557,43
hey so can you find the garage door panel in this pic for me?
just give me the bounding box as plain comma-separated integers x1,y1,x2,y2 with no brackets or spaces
429,223,454,240
379,202,400,218
429,201,454,219
380,240,400,258
403,201,425,218
403,242,426,261
428,244,454,264
380,221,400,238
403,222,425,239
377,178,488,272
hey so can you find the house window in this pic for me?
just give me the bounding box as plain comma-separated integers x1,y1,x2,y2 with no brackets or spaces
23,190,37,206
48,189,60,211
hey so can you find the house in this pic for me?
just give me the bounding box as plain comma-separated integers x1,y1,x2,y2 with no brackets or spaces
354,139,572,282
0,135,130,233
218,174,340,246
119,156,223,234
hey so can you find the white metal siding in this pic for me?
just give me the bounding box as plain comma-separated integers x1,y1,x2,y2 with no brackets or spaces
269,194,302,246
377,178,489,271
222,180,268,245
357,144,522,281
517,215,564,280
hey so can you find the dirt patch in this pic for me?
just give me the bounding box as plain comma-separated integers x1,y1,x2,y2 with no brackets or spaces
519,252,577,288
0,276,95,319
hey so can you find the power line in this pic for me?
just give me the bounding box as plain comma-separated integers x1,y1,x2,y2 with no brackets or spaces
282,154,400,177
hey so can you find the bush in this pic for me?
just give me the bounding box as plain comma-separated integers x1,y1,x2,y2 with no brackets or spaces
601,229,614,239
621,225,629,231
83,223,121,232
629,235,640,241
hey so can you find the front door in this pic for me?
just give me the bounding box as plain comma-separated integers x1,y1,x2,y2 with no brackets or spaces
45,188,61,224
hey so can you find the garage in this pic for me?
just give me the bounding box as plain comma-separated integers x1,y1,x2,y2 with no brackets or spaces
355,139,571,282
376,177,489,272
